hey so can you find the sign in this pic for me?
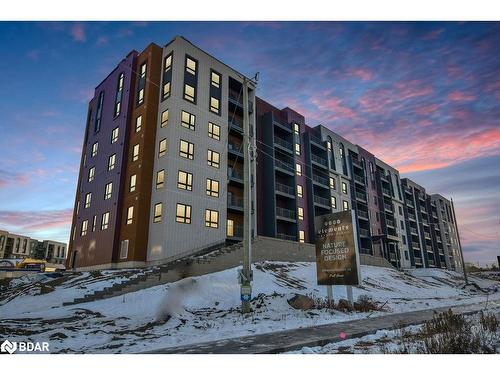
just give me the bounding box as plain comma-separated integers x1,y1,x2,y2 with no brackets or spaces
240,285,251,301
315,210,361,286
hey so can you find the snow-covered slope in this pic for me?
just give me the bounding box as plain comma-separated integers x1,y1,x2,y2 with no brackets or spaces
1,262,498,353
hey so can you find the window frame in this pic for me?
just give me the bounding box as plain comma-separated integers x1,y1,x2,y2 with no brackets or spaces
206,178,219,197
177,170,193,191
207,149,220,168
208,122,220,140
156,170,165,189
181,110,196,130
179,139,194,160
153,202,162,223
176,203,192,224
205,209,219,228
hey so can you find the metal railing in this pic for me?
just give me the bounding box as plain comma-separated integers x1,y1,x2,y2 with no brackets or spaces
382,188,391,196
355,191,366,201
274,136,293,150
311,154,327,166
275,159,294,172
309,134,324,146
275,182,295,195
276,207,296,220
384,203,393,211
408,213,416,220
312,174,329,186
354,174,365,184
357,209,369,219
228,167,243,181
358,228,370,237
313,195,329,206
228,140,242,153
277,233,296,241
227,195,243,208
386,219,395,227
412,242,421,249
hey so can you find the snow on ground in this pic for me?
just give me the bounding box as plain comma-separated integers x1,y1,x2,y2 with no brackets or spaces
1,262,499,353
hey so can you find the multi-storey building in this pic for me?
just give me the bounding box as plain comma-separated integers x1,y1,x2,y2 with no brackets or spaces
67,36,464,272
0,230,66,263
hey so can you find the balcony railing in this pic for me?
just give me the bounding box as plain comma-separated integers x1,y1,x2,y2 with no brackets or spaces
382,188,391,196
424,232,431,239
408,213,416,221
277,233,296,241
358,228,370,237
412,242,421,249
426,245,433,252
276,207,296,220
275,182,295,196
274,136,293,151
312,174,329,186
311,154,327,166
354,174,365,185
357,209,369,219
275,159,294,173
229,119,243,132
386,219,395,228
227,195,243,209
228,168,243,181
384,203,393,211
355,191,366,201
406,199,414,207
228,140,243,154
410,228,418,235
309,134,324,147
313,195,329,206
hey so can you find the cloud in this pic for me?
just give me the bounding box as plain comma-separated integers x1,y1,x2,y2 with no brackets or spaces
95,35,109,47
448,90,476,101
0,208,73,234
347,68,374,81
71,23,86,42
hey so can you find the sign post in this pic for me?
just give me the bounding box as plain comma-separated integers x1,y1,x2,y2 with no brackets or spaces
315,210,361,307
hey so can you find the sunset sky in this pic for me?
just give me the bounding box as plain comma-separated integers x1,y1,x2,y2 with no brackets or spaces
0,22,498,265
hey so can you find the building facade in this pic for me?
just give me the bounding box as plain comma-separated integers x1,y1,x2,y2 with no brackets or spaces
0,230,66,264
67,36,464,272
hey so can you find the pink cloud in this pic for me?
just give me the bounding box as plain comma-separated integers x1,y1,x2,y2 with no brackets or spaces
310,95,357,121
0,209,73,234
448,90,476,101
414,103,439,115
71,23,86,42
422,28,444,40
348,68,374,81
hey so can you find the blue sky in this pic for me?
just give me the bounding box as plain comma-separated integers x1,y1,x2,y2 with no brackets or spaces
0,22,498,265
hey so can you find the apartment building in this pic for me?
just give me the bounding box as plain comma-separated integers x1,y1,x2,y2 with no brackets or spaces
0,230,67,263
67,36,464,272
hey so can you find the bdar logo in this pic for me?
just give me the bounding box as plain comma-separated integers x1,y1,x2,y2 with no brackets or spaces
1,340,17,354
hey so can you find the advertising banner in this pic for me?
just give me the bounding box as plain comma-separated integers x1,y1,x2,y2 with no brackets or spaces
315,210,361,285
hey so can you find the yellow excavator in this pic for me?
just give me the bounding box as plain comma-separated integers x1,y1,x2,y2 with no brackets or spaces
15,258,46,272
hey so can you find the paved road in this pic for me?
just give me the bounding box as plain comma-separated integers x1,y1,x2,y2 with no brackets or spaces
144,299,500,354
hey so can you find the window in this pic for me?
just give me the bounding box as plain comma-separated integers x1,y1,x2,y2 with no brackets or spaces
81,220,88,236
176,203,192,224
84,192,91,208
181,110,196,130
88,167,95,182
179,140,194,159
159,139,167,157
342,182,348,194
184,84,195,102
327,140,332,151
129,174,137,192
295,142,301,155
91,215,97,232
331,196,337,209
399,206,403,215
94,91,104,133
160,110,169,128
294,123,300,134
104,182,113,200
298,207,304,220
162,53,173,99
210,97,220,114
211,71,220,88
156,170,165,189
205,209,219,228
108,154,116,171
91,142,98,157
206,178,219,197
207,149,220,168
135,116,142,132
297,184,303,198
126,206,134,225
296,163,302,176
163,80,170,99
164,54,172,71
132,144,139,161
101,212,110,230
208,122,221,141
153,203,162,223
186,57,197,75
137,62,146,105
111,127,119,143
114,72,124,117
330,177,336,190
227,219,234,237
177,170,193,191
299,230,305,243
120,240,129,259
343,200,349,211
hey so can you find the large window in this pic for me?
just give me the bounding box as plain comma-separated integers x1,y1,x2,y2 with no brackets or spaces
108,154,116,171
135,116,142,132
88,167,95,182
179,140,194,159
126,206,134,225
186,57,197,75
101,212,110,230
208,122,220,140
330,177,336,190
299,230,305,243
181,110,196,130
91,215,97,232
94,91,104,133
207,149,220,168
331,196,337,209
161,110,169,128
111,127,119,143
162,53,173,100
184,84,195,102
137,62,146,105
205,209,219,228
296,163,302,176
129,174,137,192
210,97,220,114
156,170,165,189
343,200,349,211
153,203,162,223
176,203,192,224
297,184,303,198
298,207,304,220
104,182,113,200
132,144,140,161
84,192,91,209
295,142,301,155
177,170,193,191
81,220,88,236
206,178,219,197
91,142,98,157
159,139,167,157
342,182,348,194
211,71,220,88
114,72,124,117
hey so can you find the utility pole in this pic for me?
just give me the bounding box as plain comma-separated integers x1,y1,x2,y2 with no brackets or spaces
451,198,468,284
240,76,254,314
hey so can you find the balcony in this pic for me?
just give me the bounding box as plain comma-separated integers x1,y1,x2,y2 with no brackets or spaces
228,90,242,108
274,136,293,154
275,159,294,175
355,191,367,202
412,242,421,249
311,154,328,169
384,203,393,212
426,245,433,253
408,213,416,221
410,227,418,235
357,209,369,220
313,195,329,208
277,233,296,241
382,188,391,197
276,207,296,221
228,140,243,156
309,134,325,149
273,119,292,133
275,182,295,197
227,195,244,211
228,167,244,183
359,228,370,237
312,174,329,187
406,199,414,207
386,219,395,228
424,232,431,240
354,174,365,185
229,119,243,133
